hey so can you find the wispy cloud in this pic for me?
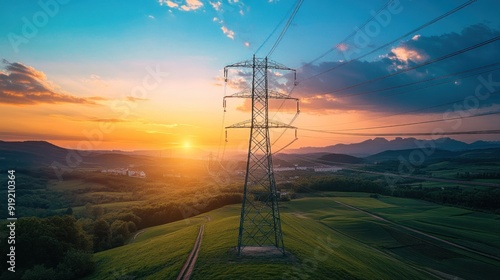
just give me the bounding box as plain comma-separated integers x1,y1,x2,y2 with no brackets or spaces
221,25,235,40
159,0,178,8
0,60,100,105
160,0,250,42
126,96,148,102
209,1,222,11
89,118,127,123
82,74,108,88
158,0,203,12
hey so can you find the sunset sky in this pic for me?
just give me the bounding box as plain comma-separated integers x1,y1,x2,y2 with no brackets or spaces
1,0,499,152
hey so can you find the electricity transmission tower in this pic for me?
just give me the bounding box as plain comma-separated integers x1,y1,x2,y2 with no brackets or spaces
224,55,299,255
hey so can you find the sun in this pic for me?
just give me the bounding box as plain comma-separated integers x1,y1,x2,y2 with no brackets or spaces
183,141,191,149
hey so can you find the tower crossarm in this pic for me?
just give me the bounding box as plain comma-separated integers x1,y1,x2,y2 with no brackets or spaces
225,119,252,129
223,90,299,112
224,56,297,84
225,119,296,130
224,90,252,99
268,90,298,101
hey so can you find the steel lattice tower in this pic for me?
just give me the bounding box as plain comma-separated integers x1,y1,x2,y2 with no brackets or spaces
224,55,298,255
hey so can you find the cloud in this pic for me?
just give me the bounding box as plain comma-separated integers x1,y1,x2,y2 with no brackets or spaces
209,1,222,11
82,74,108,88
208,0,246,41
126,96,148,102
0,60,100,106
158,0,178,8
181,0,203,11
148,15,156,20
221,25,235,39
88,96,108,101
158,0,203,11
293,24,500,114
89,118,127,123
161,0,246,42
389,46,428,63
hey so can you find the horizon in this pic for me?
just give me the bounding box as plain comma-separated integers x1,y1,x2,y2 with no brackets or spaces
2,135,499,154
1,0,500,152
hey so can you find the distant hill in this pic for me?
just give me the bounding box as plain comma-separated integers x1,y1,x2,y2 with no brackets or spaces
290,137,500,157
318,153,364,164
0,140,70,168
366,147,500,164
0,141,158,170
365,149,457,163
0,140,216,172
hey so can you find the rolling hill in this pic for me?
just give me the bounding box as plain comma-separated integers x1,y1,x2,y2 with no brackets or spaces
291,137,500,157
86,194,500,279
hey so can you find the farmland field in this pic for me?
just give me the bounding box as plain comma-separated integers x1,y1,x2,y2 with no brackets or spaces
88,193,500,279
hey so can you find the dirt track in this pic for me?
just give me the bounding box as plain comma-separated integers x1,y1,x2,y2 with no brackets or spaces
176,224,205,280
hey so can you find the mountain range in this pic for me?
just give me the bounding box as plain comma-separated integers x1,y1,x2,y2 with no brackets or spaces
289,137,500,157
1,138,500,169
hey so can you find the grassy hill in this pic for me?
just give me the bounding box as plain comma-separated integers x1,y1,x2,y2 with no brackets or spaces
87,194,500,279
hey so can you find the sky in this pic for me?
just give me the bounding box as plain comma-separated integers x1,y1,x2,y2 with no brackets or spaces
1,0,500,152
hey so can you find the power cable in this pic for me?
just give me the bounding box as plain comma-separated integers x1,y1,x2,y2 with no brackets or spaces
331,109,500,132
255,2,296,55
299,128,500,137
335,62,500,99
319,35,500,95
267,0,305,57
298,0,478,83
304,0,395,67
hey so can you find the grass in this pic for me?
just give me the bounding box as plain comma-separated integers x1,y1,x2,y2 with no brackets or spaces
88,194,500,279
191,205,428,280
85,219,200,280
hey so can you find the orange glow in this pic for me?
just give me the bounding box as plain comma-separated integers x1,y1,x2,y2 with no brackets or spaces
391,47,428,62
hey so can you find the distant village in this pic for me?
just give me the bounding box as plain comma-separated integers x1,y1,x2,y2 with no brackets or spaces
273,165,342,173
100,165,339,180
101,168,146,178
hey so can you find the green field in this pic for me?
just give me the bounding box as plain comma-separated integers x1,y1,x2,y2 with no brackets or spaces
87,193,500,279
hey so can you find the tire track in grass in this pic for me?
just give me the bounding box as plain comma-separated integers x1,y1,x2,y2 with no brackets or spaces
176,223,205,280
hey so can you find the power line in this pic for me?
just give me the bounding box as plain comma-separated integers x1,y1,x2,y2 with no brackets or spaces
271,0,396,116
255,3,296,55
298,128,500,137
335,62,500,99
304,65,500,129
320,35,500,95
304,0,395,67
267,0,305,57
272,59,499,149
332,109,500,132
271,0,477,122
323,90,500,129
298,0,478,83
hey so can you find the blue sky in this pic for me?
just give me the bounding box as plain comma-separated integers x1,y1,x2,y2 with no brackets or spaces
1,0,500,150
